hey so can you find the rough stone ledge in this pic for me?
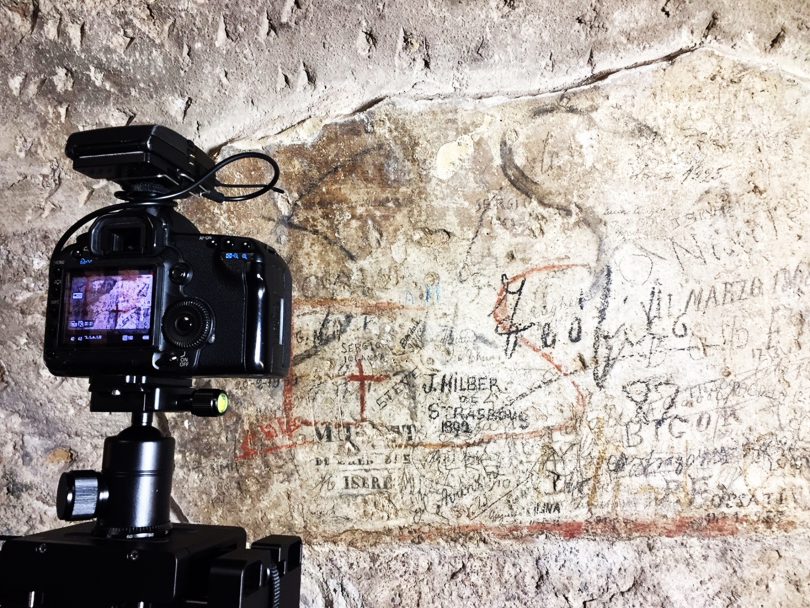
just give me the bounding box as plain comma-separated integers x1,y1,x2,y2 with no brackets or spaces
300,532,810,607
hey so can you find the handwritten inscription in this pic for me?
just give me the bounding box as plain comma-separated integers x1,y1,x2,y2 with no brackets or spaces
168,52,810,539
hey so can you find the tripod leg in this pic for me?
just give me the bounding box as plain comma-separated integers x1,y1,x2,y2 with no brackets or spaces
250,537,301,608
208,549,278,608
208,535,301,608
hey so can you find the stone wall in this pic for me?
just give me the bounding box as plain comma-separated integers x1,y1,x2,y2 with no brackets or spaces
1,1,809,605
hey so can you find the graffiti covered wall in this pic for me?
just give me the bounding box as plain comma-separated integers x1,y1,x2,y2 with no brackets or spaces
1,1,809,605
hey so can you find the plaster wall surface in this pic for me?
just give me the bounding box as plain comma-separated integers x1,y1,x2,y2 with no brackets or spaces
1,1,810,606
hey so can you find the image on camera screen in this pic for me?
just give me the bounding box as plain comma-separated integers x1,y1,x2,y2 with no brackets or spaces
62,269,154,346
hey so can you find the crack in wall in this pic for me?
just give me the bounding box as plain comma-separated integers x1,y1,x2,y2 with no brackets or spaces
221,43,809,154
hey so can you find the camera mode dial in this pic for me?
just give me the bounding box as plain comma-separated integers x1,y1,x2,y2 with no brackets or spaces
162,299,214,350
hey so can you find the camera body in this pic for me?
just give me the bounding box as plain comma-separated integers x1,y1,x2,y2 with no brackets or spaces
45,208,291,378
43,126,292,379
0,125,305,608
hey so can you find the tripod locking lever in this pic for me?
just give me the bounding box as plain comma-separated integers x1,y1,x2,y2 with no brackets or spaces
56,471,106,521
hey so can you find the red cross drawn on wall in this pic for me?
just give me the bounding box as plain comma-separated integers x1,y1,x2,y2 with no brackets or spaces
346,359,389,422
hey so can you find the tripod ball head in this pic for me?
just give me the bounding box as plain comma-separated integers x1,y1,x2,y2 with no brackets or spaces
56,421,175,538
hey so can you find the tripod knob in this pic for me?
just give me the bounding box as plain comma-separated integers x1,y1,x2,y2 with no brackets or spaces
189,389,229,417
56,471,106,521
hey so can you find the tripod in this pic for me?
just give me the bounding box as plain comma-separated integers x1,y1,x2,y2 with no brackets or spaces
0,376,302,607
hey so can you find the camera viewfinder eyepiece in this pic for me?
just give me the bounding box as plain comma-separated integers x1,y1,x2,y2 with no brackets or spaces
90,214,152,255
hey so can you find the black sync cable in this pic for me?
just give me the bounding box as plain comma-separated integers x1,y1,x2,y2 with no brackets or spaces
52,151,283,258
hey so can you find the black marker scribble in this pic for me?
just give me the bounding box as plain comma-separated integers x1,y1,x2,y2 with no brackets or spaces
493,274,536,358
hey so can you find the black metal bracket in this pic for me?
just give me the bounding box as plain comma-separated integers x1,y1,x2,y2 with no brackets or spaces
0,524,302,607
89,375,229,417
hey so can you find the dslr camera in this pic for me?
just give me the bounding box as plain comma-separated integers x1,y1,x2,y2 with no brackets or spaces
44,125,292,378
0,126,302,607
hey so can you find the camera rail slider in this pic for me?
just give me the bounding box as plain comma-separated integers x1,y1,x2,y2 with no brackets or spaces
0,522,301,608
88,375,232,417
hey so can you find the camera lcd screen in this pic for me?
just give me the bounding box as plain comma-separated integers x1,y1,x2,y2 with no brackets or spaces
62,269,155,347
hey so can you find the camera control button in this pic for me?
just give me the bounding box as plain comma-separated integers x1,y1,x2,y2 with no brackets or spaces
156,350,200,370
170,263,192,285
162,299,214,350
156,352,180,368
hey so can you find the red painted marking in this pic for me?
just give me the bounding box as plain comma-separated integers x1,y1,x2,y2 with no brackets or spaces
237,428,259,460
377,515,782,543
346,359,389,421
491,263,591,424
491,263,586,375
235,311,303,460
236,416,306,460
417,428,555,450
258,415,304,441
237,263,594,460
259,439,318,455
296,297,421,314
298,419,363,427
282,370,295,422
